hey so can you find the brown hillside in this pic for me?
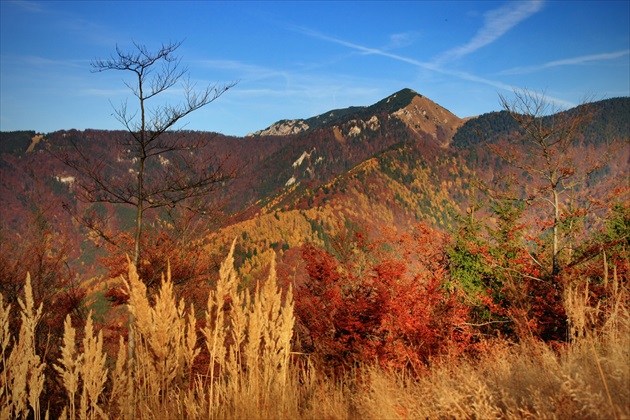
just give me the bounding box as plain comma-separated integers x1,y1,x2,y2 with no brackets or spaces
392,93,464,146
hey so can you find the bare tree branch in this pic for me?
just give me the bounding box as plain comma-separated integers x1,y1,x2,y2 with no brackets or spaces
498,90,602,276
56,41,238,269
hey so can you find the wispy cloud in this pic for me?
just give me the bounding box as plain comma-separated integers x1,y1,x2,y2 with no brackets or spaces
8,0,46,14
290,25,438,70
195,59,290,82
292,24,576,110
292,26,512,89
384,32,418,49
432,0,544,65
195,56,384,112
79,88,130,97
498,50,630,75
20,55,87,68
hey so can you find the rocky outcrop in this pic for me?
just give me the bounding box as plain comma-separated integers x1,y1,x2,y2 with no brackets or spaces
246,119,309,137
26,134,44,153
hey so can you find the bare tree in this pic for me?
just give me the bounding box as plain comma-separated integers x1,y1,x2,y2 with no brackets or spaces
496,90,597,277
59,41,237,268
52,41,237,414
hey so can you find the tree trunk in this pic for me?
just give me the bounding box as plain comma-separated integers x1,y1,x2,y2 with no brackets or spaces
552,188,559,276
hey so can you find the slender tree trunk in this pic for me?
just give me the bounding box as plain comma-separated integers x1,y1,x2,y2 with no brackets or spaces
132,160,144,268
127,73,147,419
552,188,559,276
133,74,147,268
127,154,143,418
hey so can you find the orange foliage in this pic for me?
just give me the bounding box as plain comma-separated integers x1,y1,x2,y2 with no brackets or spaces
294,224,473,375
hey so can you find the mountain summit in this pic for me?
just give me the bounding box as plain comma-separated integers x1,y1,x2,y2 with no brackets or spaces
247,88,463,145
380,88,464,145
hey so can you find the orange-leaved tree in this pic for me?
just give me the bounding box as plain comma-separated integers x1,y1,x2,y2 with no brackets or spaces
294,224,472,375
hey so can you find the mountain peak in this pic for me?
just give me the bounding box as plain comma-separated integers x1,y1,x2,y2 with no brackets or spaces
246,88,462,144
387,90,464,145
372,88,421,111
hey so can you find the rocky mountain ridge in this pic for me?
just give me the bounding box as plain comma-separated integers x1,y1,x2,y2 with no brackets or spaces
246,88,463,145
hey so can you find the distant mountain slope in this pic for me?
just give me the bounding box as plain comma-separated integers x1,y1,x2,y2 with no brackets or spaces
451,111,521,149
576,97,630,144
452,97,630,149
0,130,38,155
205,138,477,281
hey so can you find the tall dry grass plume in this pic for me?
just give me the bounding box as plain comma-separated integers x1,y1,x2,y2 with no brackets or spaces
54,311,108,420
53,315,80,420
0,294,12,418
197,239,296,418
113,259,200,417
79,313,108,419
109,238,296,418
0,274,46,420
201,239,238,412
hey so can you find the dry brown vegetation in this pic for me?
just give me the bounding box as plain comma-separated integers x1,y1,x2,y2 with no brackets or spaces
1,243,628,419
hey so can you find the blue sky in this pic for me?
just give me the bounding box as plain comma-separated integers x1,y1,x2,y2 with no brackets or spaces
1,0,628,137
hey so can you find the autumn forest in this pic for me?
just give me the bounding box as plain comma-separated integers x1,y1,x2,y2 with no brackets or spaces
0,43,629,419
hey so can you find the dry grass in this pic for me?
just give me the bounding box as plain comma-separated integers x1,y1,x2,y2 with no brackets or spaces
347,332,628,419
1,245,628,419
109,239,296,419
344,274,630,420
0,274,46,420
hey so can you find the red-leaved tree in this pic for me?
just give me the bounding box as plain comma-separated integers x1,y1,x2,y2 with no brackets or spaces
294,224,472,375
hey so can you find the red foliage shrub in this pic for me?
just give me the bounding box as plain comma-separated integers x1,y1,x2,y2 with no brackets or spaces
294,224,473,375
